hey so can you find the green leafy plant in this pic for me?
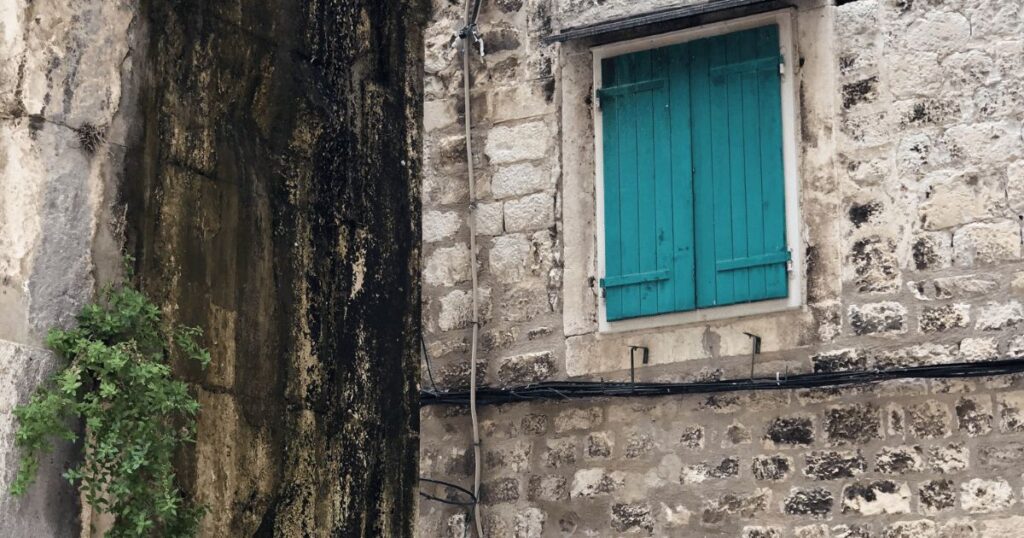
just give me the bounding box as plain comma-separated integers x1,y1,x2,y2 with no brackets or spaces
12,281,210,537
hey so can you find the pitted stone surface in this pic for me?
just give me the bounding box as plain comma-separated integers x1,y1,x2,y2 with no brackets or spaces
417,0,1024,535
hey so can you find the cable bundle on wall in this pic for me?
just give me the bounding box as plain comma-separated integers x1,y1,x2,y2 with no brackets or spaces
422,358,1024,407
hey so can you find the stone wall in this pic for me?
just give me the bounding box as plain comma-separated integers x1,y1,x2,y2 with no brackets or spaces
127,0,427,535
419,0,1024,535
0,0,139,534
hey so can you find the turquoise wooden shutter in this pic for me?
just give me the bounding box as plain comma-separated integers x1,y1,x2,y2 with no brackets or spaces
690,25,789,309
599,45,696,321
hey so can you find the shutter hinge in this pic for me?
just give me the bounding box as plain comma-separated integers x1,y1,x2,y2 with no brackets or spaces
779,55,785,76
595,89,602,109
786,249,794,273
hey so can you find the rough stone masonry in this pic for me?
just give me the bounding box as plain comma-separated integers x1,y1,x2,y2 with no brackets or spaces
419,0,1024,536
2,0,428,536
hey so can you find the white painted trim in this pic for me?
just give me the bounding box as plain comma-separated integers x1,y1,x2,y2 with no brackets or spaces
592,9,804,335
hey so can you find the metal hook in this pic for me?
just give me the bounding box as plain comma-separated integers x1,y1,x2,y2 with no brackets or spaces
744,332,762,380
628,346,649,385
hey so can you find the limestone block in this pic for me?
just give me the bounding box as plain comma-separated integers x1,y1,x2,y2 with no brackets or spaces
976,300,1024,331
488,83,556,124
570,468,624,498
944,121,1023,166
825,403,882,445
928,443,969,473
811,348,866,373
847,237,901,294
498,281,552,322
491,163,551,200
437,287,491,332
956,397,993,435
585,432,613,459
1008,160,1024,214
882,520,936,537
896,132,952,178
503,192,555,232
701,489,770,525
489,234,531,283
960,337,999,362
751,455,791,481
783,488,833,519
930,274,997,299
481,477,520,504
423,23,458,74
918,304,970,332
997,392,1024,433
423,244,471,287
543,438,576,468
422,162,468,205
497,350,556,386
794,525,829,538
848,302,907,336
554,408,603,433
899,11,971,54
423,99,457,132
475,201,504,236
661,502,692,528
919,480,956,515
919,172,996,230
942,49,1000,91
513,507,544,538
610,503,654,534
422,210,461,243
884,51,942,101
484,121,550,164
875,446,924,474
527,475,565,501
961,478,1014,513
763,416,815,448
803,450,866,480
840,480,911,515
953,220,1021,266
905,401,951,439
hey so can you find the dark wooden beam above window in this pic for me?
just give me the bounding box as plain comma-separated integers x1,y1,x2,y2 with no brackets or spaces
543,0,791,45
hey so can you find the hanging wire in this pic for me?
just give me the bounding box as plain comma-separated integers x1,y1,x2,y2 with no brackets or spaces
418,477,477,507
421,335,440,393
458,0,486,535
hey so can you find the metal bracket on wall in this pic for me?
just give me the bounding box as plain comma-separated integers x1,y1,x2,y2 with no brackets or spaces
628,345,650,385
744,332,762,380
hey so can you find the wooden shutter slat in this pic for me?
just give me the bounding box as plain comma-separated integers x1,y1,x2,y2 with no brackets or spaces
617,52,642,317
662,44,693,313
691,37,719,309
602,77,624,319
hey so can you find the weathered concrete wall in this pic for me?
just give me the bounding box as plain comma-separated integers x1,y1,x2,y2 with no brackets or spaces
0,0,140,534
126,0,426,535
419,0,1024,535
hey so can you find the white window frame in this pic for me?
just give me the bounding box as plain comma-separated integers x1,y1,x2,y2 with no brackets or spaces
593,9,804,334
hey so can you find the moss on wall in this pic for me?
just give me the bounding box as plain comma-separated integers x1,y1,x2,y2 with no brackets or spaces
123,0,427,535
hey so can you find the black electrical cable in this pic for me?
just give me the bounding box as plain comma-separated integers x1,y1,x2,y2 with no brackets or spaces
421,358,1024,407
470,0,483,25
421,335,440,393
418,477,477,507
